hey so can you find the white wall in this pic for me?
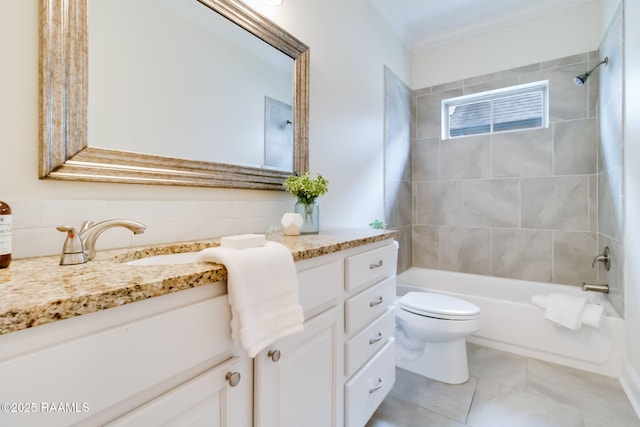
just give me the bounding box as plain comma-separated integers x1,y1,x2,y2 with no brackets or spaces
411,0,601,89
0,0,409,258
622,0,640,414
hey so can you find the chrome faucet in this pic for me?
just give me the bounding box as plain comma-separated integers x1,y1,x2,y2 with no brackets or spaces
591,246,610,271
57,219,146,265
581,283,609,294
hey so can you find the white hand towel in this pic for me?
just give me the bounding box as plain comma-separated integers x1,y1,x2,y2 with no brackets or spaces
544,293,588,330
197,241,304,357
582,304,605,328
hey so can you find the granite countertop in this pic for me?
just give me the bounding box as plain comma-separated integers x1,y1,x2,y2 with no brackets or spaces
0,228,396,335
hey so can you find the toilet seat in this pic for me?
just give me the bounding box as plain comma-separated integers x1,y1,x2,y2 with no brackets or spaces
399,292,480,321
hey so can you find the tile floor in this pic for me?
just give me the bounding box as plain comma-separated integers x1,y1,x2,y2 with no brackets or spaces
367,343,640,427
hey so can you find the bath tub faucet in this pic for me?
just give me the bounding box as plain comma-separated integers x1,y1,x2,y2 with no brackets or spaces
581,283,609,294
591,246,610,271
57,219,146,265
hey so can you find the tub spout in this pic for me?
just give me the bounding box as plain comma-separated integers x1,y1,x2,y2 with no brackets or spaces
581,283,609,294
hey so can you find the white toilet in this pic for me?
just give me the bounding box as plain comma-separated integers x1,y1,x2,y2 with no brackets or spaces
395,291,481,384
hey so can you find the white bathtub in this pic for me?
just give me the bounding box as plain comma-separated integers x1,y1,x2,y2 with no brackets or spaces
396,267,625,377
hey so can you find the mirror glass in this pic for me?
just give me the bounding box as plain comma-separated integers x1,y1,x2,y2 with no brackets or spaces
40,0,309,190
89,0,294,171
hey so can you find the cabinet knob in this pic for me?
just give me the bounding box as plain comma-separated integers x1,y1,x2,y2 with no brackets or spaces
369,377,384,394
268,349,281,363
369,296,384,307
225,371,241,387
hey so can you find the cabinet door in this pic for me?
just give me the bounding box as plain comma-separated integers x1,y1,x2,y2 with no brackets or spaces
255,306,342,427
107,354,253,427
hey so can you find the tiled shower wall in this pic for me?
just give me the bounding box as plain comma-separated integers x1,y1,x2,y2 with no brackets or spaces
384,66,412,273
410,52,605,286
598,4,624,316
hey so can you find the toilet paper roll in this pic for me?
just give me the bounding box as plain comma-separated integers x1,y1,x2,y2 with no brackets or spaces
582,304,605,328
531,295,548,309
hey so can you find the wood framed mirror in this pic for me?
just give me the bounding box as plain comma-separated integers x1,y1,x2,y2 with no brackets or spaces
39,0,309,190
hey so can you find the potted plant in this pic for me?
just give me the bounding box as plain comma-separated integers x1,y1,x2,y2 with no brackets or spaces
283,172,329,234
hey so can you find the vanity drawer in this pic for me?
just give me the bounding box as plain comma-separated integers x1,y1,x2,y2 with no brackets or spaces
344,338,395,427
344,307,395,377
345,276,396,335
345,243,397,292
297,260,342,320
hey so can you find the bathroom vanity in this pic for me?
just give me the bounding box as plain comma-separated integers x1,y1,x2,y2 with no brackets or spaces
0,228,397,427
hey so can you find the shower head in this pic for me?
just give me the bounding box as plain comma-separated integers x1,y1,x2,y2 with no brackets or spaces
573,57,608,86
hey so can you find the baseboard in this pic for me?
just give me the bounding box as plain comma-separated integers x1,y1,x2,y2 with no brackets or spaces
620,357,640,419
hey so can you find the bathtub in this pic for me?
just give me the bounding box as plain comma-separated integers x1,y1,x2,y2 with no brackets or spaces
396,267,625,378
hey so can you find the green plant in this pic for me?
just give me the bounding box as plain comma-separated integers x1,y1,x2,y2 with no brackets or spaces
369,219,387,229
283,172,329,204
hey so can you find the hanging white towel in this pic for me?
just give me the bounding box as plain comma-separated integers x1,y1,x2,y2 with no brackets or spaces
544,293,588,330
197,241,304,357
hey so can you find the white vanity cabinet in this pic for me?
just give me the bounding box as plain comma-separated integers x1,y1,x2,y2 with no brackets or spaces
0,285,252,427
254,257,344,427
343,243,398,427
0,236,397,427
254,239,398,427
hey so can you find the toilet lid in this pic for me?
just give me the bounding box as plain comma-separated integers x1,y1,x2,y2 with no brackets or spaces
399,292,480,320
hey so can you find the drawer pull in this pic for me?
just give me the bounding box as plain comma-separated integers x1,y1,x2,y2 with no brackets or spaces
369,331,384,345
225,371,241,387
369,296,384,307
369,377,384,394
369,260,384,269
268,349,281,363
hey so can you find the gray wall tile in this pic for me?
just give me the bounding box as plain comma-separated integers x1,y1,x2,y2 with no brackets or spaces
492,127,553,177
413,225,439,268
415,89,462,139
440,226,491,275
554,119,597,175
400,47,623,293
441,135,491,179
465,179,519,227
416,181,464,225
413,137,440,181
394,225,412,274
553,231,597,285
384,68,412,269
597,233,624,316
521,63,588,121
541,53,588,69
521,176,589,231
463,77,520,96
492,229,552,282
598,167,623,240
598,94,623,172
386,179,412,228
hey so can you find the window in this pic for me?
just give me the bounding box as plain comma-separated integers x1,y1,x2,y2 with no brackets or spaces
442,80,549,139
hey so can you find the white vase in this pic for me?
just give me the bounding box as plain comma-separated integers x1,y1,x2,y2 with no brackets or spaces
281,212,304,236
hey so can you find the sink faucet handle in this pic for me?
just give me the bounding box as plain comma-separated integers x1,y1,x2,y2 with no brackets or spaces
56,226,88,265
